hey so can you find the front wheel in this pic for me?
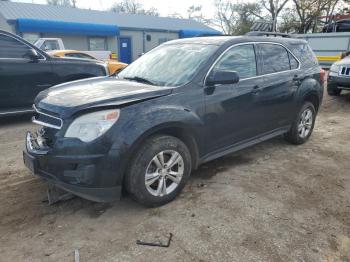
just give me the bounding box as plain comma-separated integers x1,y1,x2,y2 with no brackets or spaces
125,135,192,207
285,102,316,145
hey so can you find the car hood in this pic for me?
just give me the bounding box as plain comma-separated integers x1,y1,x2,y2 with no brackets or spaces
35,77,173,119
336,56,350,65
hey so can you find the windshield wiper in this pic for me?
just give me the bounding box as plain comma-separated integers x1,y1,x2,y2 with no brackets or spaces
123,76,157,86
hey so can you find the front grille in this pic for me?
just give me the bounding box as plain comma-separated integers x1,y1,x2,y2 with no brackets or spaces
339,66,350,77
32,105,62,130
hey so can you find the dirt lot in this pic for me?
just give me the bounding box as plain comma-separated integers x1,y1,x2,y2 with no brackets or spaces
0,92,350,262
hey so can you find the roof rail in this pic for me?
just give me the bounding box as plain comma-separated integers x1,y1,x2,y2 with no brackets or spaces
245,31,292,38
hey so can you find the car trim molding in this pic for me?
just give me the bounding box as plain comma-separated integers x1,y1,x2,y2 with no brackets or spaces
32,105,63,130
204,41,302,85
0,32,46,61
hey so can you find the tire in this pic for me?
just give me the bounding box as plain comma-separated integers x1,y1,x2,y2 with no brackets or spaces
125,135,192,207
327,85,342,96
284,102,316,145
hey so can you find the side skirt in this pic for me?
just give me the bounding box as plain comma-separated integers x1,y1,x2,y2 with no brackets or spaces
199,126,290,164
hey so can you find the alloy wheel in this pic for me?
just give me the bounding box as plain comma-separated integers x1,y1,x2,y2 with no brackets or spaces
145,150,184,197
298,108,313,138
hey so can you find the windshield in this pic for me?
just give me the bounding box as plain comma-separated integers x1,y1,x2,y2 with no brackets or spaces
118,43,217,87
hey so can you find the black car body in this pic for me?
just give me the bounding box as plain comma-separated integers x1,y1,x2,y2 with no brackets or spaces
23,35,323,206
327,55,350,95
0,30,108,115
322,19,350,33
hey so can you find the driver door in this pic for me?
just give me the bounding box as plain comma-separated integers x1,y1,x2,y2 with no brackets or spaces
203,44,265,152
0,33,56,111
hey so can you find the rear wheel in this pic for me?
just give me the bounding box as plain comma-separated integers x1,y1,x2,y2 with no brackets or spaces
125,135,192,207
285,102,316,145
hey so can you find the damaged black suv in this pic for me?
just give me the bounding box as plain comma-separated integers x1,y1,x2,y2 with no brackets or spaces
24,33,323,206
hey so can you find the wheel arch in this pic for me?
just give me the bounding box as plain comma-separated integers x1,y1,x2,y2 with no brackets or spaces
126,122,201,171
302,91,320,112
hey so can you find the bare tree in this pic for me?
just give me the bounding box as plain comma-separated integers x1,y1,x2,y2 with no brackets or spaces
260,0,290,31
186,5,212,24
110,0,159,16
168,12,184,19
213,0,262,35
292,0,341,33
47,0,74,7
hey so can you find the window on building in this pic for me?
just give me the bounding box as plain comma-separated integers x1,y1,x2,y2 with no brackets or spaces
22,33,39,44
213,44,257,79
259,43,291,74
0,34,32,59
89,37,107,51
158,38,173,45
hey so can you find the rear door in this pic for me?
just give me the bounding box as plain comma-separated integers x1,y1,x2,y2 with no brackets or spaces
255,43,300,131
0,33,56,112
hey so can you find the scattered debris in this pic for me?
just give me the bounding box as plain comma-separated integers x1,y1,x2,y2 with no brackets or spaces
74,249,80,262
136,233,173,248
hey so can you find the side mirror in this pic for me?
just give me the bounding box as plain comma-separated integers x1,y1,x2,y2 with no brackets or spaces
206,70,240,86
24,49,41,61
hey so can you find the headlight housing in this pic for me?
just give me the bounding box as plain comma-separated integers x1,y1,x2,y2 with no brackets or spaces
330,63,341,73
65,109,120,142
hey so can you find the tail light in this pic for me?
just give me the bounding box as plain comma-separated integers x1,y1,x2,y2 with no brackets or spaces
109,53,118,60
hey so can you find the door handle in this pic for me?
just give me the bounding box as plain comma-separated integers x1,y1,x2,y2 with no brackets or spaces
251,85,261,94
293,75,302,84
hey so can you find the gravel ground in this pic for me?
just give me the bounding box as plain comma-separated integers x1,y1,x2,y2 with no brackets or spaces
0,92,349,262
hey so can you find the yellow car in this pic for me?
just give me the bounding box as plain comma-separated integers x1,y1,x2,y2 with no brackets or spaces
48,50,128,75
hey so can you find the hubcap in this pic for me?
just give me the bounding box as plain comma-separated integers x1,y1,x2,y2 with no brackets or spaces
145,150,184,197
298,108,313,138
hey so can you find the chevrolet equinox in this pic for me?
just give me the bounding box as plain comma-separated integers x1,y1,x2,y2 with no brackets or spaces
24,34,323,206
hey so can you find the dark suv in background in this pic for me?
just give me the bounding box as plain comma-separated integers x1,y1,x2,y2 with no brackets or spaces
24,33,323,206
0,30,108,115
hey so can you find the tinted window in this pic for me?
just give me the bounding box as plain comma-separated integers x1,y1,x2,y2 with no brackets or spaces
289,52,299,69
42,40,59,51
260,44,290,74
213,44,257,79
0,34,31,59
289,43,318,68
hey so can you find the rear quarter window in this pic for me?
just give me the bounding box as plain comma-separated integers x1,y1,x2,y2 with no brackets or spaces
259,43,291,74
289,43,318,68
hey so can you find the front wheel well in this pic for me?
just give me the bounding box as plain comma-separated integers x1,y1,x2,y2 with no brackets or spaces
127,126,200,172
303,93,320,112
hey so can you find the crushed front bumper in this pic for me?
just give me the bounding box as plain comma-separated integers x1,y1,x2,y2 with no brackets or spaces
23,131,122,203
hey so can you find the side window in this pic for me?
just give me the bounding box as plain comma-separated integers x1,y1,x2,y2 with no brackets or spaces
0,34,31,59
259,43,290,74
42,40,59,51
288,52,299,69
213,44,257,79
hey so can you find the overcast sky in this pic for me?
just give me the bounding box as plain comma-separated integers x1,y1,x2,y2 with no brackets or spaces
14,0,218,18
